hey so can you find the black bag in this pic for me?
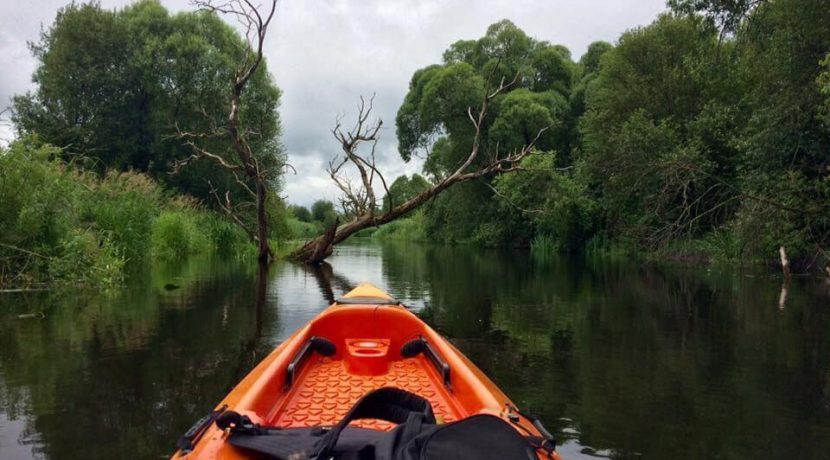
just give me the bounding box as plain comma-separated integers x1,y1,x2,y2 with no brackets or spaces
217,387,551,460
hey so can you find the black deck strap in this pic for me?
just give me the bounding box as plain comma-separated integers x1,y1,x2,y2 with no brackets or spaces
313,387,435,459
285,336,336,389
395,414,540,460
508,404,556,454
175,404,227,453
400,336,452,389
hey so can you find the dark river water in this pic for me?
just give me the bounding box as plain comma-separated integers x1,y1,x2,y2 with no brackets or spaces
1,240,829,459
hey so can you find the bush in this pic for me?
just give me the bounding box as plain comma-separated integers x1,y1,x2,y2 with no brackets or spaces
530,234,559,256
201,213,249,254
373,211,427,242
0,137,261,288
151,211,210,260
80,171,163,262
287,217,322,239
48,229,124,287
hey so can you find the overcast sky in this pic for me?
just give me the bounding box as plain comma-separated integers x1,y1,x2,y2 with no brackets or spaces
0,0,667,207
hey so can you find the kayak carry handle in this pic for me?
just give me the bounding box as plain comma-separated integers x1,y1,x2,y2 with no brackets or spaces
401,337,451,389
175,404,227,454
285,336,336,389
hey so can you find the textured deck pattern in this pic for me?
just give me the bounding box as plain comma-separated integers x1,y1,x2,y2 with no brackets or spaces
272,356,460,430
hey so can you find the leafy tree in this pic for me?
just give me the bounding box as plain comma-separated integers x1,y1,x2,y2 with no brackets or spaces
494,154,599,251
289,205,312,223
580,14,742,247
311,200,338,229
579,41,613,75
395,20,576,245
726,0,830,257
382,174,430,212
667,0,762,37
11,0,284,207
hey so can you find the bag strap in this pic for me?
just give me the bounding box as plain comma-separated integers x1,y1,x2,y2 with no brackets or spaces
313,387,435,459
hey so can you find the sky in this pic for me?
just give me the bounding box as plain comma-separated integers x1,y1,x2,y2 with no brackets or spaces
0,0,668,207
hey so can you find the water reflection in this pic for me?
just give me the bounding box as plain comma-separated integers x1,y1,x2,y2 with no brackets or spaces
0,241,829,459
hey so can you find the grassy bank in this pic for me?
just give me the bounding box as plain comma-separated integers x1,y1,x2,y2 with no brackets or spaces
0,138,252,289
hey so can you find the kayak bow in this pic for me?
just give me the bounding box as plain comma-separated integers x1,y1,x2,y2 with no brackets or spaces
172,283,561,459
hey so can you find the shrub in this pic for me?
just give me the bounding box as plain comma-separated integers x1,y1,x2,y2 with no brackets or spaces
151,211,210,260
80,171,163,262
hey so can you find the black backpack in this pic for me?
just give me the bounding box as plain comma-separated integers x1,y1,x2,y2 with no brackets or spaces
212,387,555,460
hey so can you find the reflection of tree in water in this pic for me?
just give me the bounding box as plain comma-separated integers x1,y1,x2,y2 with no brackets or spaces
374,246,830,460
0,257,280,459
4,248,828,460
301,261,355,305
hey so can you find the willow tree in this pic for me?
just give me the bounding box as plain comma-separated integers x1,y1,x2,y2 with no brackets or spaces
290,20,571,263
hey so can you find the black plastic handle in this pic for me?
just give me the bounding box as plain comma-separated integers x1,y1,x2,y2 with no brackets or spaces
401,337,451,389
423,341,451,389
285,336,336,389
176,405,227,453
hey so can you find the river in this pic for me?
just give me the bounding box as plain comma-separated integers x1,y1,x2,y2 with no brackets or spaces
1,240,829,459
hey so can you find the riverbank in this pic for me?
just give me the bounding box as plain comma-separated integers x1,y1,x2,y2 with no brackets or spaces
0,138,255,289
371,212,829,276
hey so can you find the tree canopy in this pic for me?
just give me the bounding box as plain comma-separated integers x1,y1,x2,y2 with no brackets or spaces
12,0,284,205
387,5,830,266
395,20,577,246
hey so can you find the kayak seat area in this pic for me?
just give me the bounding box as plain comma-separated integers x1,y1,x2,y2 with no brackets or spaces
270,353,461,431
266,306,466,430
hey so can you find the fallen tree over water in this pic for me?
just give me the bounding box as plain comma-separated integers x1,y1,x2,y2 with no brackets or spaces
290,78,546,264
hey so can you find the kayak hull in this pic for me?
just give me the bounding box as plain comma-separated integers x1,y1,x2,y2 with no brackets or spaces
172,284,560,459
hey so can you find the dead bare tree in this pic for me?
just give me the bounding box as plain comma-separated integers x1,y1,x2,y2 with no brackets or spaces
290,77,547,264
174,0,279,265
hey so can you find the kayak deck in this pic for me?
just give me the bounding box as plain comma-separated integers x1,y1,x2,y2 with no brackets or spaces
270,354,462,430
171,284,561,460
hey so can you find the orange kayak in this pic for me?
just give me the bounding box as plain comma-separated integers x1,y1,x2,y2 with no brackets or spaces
171,283,561,460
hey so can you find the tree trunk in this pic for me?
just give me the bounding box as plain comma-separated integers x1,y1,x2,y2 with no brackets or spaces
291,218,340,265
289,183,448,264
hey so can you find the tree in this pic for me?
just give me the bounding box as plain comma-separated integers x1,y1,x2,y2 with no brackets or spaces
395,20,575,246
725,0,830,258
494,154,599,251
289,205,312,223
310,200,337,229
172,0,283,264
11,0,284,208
668,0,764,38
289,81,547,263
382,174,430,212
580,14,742,247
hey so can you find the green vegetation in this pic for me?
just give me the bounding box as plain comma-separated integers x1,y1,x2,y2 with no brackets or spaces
284,200,339,239
6,0,830,280
373,210,428,242
0,138,251,288
388,1,830,270
11,0,284,205
3,0,287,287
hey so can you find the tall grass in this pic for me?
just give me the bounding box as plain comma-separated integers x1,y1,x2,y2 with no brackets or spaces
372,211,427,242
530,234,559,257
0,138,251,288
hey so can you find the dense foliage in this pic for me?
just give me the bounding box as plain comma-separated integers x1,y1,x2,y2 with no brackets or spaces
3,0,291,287
11,0,284,207
0,138,251,288
390,1,830,268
